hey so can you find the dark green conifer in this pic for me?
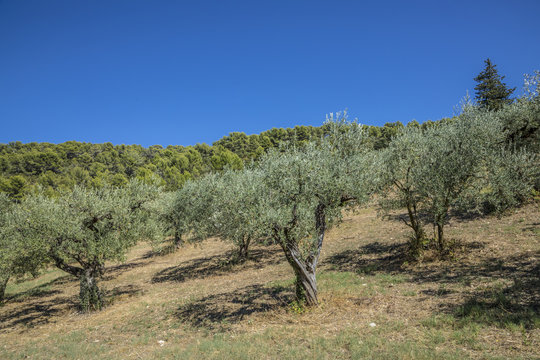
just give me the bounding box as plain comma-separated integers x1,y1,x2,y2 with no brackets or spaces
474,58,515,111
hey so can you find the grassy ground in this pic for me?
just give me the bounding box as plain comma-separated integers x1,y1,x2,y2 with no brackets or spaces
1,204,539,359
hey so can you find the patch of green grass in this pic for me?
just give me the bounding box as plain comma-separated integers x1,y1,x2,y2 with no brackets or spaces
371,273,406,285
317,271,377,296
421,314,457,329
402,290,417,296
420,314,484,350
1,331,110,360
315,271,408,297
503,225,520,234
355,264,379,275
450,323,481,348
427,329,447,345
154,326,470,360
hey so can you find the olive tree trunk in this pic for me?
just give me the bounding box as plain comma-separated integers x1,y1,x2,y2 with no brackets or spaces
51,254,104,312
277,203,326,307
79,268,103,312
280,241,319,306
236,236,252,262
174,230,183,249
434,210,448,253
289,249,318,306
0,274,9,303
436,222,445,252
405,198,425,257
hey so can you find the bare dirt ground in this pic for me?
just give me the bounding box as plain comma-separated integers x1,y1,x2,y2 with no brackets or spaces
1,204,538,359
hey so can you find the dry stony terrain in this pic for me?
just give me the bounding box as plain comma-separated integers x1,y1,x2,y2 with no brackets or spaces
1,204,539,359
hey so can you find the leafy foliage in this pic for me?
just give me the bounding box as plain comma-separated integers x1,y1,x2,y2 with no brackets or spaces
206,169,265,261
499,71,540,154
169,168,264,262
8,180,161,311
252,116,375,305
0,121,444,200
0,194,49,302
377,101,538,256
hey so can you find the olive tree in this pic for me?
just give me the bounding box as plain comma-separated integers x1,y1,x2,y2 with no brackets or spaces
0,194,14,302
0,194,47,302
171,172,222,244
153,191,184,250
376,127,428,257
12,180,161,311
380,106,537,255
171,168,265,262
415,109,537,251
479,148,538,212
254,118,373,306
206,168,265,261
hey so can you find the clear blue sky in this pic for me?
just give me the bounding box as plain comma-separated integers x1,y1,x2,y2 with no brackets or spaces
1,0,539,147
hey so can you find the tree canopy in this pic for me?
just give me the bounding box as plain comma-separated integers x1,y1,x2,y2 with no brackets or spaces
376,100,538,257
6,180,162,311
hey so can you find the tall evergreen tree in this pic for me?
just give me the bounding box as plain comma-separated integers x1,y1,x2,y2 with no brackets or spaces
474,58,515,111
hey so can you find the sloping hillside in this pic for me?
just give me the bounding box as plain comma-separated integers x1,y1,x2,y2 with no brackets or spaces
1,205,539,359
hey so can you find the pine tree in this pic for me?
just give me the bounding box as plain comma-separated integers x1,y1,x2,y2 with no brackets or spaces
474,58,515,111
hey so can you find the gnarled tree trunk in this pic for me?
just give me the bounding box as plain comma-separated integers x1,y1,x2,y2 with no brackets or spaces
174,230,183,250
51,253,104,312
280,241,319,306
436,222,445,252
0,274,9,303
79,268,103,312
236,235,251,262
277,203,326,307
406,199,425,257
434,211,447,253
291,253,318,306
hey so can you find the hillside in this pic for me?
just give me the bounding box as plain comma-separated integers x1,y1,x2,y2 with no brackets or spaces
1,204,538,359
0,120,415,199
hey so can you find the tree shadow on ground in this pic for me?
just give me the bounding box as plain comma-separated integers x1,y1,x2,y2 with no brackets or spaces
0,295,78,332
383,211,433,227
103,260,149,281
6,277,69,305
152,246,284,284
326,239,539,329
106,284,144,305
325,241,408,274
443,253,540,329
454,275,540,329
1,283,144,333
7,259,148,304
175,283,292,330
522,221,540,233
141,241,178,259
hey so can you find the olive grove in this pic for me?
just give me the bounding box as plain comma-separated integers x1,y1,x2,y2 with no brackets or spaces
1,81,538,312
377,102,538,256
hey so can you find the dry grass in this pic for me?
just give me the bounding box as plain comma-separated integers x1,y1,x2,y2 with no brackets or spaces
1,204,539,359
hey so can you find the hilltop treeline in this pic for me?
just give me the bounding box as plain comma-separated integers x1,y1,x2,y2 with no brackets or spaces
0,120,432,199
